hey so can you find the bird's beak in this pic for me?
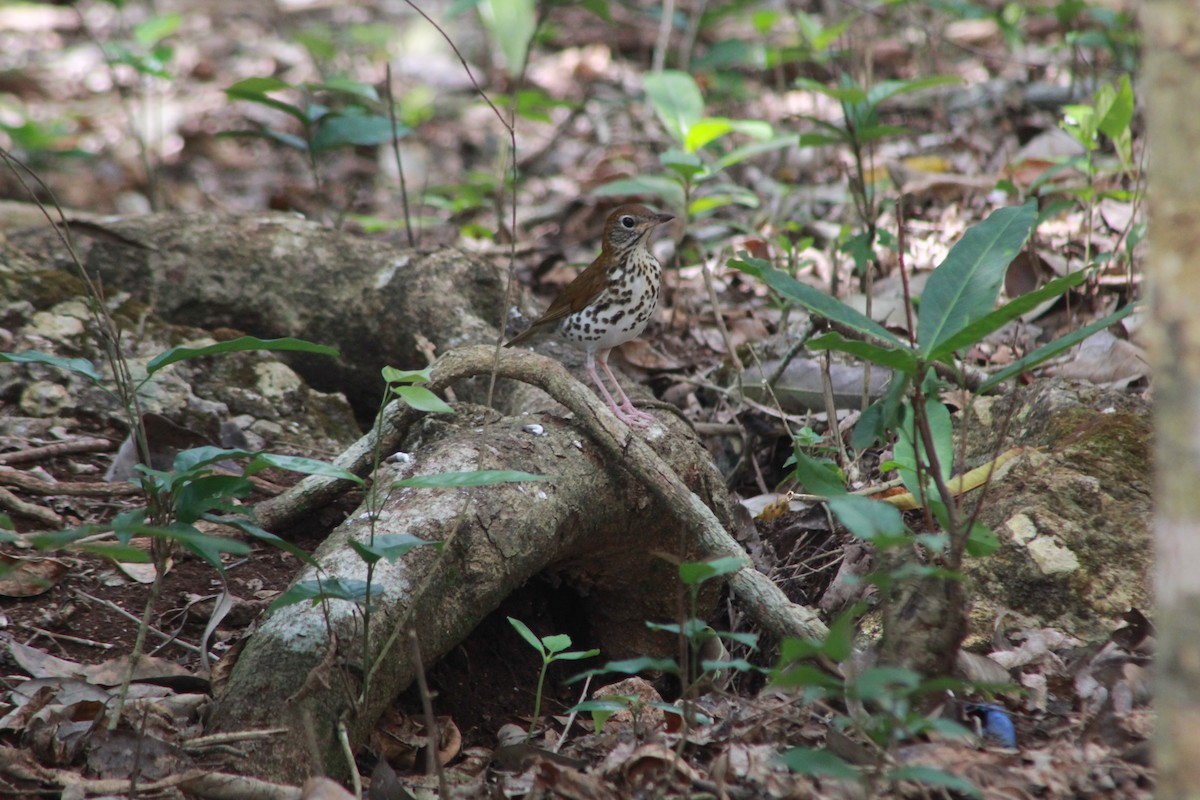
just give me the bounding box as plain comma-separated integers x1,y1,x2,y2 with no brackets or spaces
654,213,675,225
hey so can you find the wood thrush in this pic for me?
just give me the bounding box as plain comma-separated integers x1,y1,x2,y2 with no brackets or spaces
506,204,674,427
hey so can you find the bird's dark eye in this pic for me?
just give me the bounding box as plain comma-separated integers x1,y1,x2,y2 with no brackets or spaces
620,215,635,228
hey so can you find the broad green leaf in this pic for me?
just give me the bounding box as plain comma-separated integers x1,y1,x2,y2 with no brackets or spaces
808,332,919,374
684,118,734,152
730,256,903,345
349,533,439,565
208,514,318,566
925,270,1088,363
542,633,572,654
75,543,152,562
312,113,399,153
115,521,251,569
172,446,253,474
979,303,1135,392
566,656,680,683
382,366,434,384
146,336,337,375
688,189,759,216
851,665,922,702
823,606,861,662
865,75,962,107
225,79,306,123
268,577,370,613
552,648,600,661
769,662,842,691
892,396,953,500
393,469,552,489
885,766,981,798
133,13,181,47
828,495,908,546
392,385,453,413
793,77,867,104
777,748,860,780
173,474,252,523
594,175,686,210
480,0,537,77
789,447,846,496
1097,75,1134,141
0,351,102,381
311,79,379,101
508,616,544,653
965,522,1000,557
644,71,705,143
710,135,797,173
244,453,363,484
678,556,746,585
917,202,1037,357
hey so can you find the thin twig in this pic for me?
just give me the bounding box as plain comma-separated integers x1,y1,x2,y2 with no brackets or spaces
384,63,415,248
336,719,361,799
410,629,450,798
73,588,204,655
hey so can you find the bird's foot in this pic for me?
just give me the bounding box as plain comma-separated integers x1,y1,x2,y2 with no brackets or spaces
611,400,657,428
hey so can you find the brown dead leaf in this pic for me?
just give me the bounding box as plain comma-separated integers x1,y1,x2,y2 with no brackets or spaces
0,555,68,597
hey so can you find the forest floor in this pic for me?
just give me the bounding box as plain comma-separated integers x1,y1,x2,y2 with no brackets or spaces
0,0,1150,797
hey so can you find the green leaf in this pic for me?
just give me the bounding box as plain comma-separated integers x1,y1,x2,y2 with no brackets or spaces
133,13,181,47
807,332,918,374
311,79,380,101
207,514,318,566
0,351,102,381
268,577,370,613
777,748,860,780
917,202,1037,357
508,616,545,654
243,453,363,484
684,117,734,152
566,656,680,683
892,396,953,499
828,495,909,547
730,256,903,345
382,366,434,384
885,766,980,798
542,633,572,654
925,270,1088,363
392,385,453,413
851,665,922,702
790,447,846,496
170,446,252,475
225,78,307,123
173,474,252,523
644,71,705,143
146,336,337,375
965,522,1000,557
393,469,553,489
979,303,1135,392
312,113,400,153
1096,75,1134,142
552,648,600,661
479,0,537,77
865,75,962,107
75,542,152,562
710,135,797,173
678,556,746,585
349,533,439,565
594,175,687,210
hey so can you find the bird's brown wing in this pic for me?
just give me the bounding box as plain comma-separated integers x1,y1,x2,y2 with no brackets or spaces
505,255,609,347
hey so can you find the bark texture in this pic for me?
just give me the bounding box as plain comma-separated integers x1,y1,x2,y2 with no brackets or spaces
1145,3,1200,796
8,213,537,418
210,346,827,782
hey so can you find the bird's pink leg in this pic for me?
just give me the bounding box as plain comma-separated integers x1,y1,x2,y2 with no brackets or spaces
592,350,656,426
